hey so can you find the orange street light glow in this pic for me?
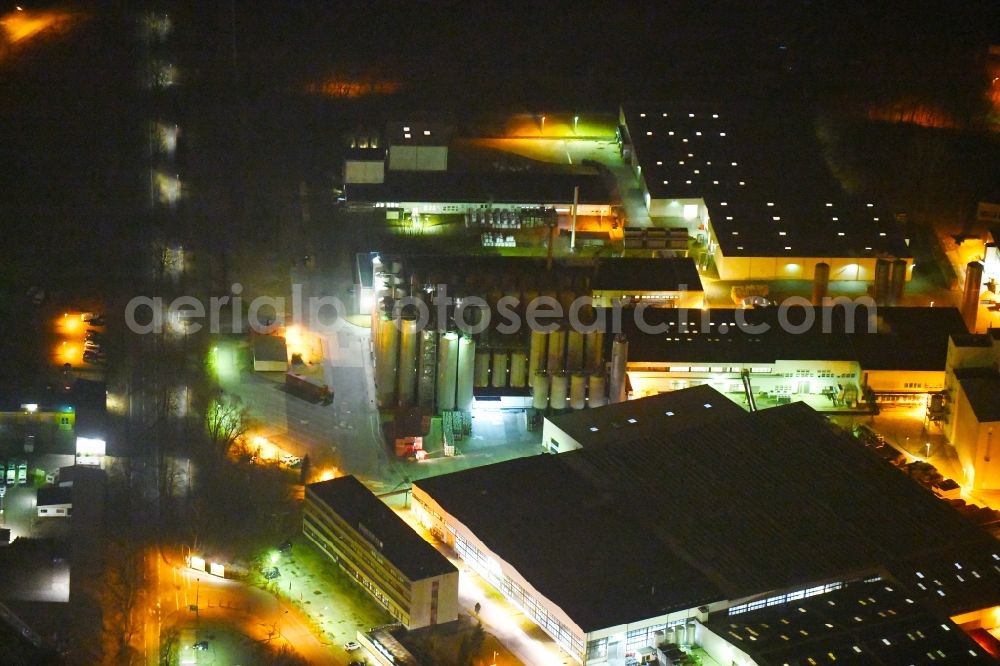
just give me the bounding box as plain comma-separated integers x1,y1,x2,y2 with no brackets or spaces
1,9,75,44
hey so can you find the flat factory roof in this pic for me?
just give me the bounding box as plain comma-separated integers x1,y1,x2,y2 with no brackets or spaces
591,257,703,293
545,384,744,449
621,103,910,258
705,578,995,665
613,306,968,371
415,394,991,632
346,171,611,206
955,367,1000,423
307,476,456,582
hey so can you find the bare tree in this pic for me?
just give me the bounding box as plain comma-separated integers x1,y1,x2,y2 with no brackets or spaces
205,392,252,459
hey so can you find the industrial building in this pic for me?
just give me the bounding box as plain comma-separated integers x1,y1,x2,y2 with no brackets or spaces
943,330,1000,490
541,384,744,453
303,476,459,630
368,255,704,412
348,170,613,218
613,305,968,409
618,104,914,285
412,387,1000,664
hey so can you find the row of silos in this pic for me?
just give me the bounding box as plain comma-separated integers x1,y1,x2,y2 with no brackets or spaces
531,370,610,411
527,326,606,386
435,332,477,412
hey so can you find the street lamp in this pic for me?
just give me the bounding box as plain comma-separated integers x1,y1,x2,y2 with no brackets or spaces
540,115,545,135
573,116,579,134
925,442,931,458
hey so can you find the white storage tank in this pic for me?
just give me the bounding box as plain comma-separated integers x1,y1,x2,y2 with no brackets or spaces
549,371,569,411
456,336,475,412
397,317,418,407
547,327,566,374
436,332,459,411
491,351,509,388
509,351,528,388
609,335,628,404
585,329,605,372
569,373,587,410
566,329,584,372
375,315,399,408
473,350,491,388
588,373,607,408
532,372,549,410
528,330,548,386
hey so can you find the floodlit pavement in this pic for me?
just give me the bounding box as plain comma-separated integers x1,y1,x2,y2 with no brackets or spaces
394,504,574,666
457,570,574,666
140,547,340,665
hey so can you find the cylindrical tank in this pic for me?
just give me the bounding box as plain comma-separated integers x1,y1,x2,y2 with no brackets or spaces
558,289,576,314
375,315,399,408
566,329,584,372
417,330,437,411
397,318,418,407
588,373,607,408
962,261,984,332
491,351,509,388
532,372,549,410
684,622,696,646
473,350,491,388
889,258,907,306
609,335,628,404
812,262,830,305
456,336,475,412
528,330,548,386
509,351,528,388
585,330,605,372
569,373,587,410
549,372,568,411
873,258,891,306
436,332,459,411
547,327,566,373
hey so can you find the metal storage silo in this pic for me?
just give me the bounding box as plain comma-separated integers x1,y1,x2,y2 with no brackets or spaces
473,350,491,388
456,336,475,412
609,335,628,404
491,350,509,388
962,261,984,332
397,317,418,407
547,326,566,374
549,371,569,411
417,329,437,411
585,329,605,371
509,351,528,388
528,330,548,386
588,373,607,408
566,329,584,372
532,372,549,410
811,262,830,305
436,332,459,411
873,258,891,306
569,373,587,410
375,315,399,408
889,258,908,306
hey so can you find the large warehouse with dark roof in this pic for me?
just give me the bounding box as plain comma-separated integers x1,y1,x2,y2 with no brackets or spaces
412,387,1000,664
618,103,913,281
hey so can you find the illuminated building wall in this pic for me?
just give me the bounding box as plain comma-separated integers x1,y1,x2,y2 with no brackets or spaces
303,482,459,630
943,335,1000,490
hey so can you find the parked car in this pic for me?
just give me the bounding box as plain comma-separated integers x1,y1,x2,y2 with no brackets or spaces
344,641,360,652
